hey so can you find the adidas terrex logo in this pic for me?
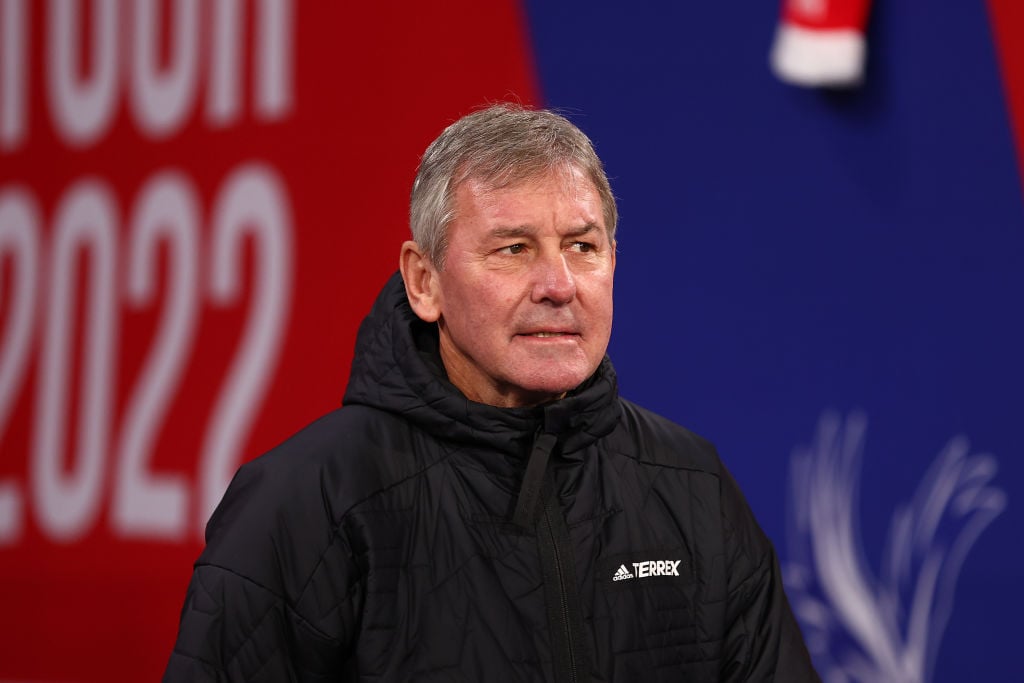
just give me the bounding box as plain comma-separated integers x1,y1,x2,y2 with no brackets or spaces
612,560,682,581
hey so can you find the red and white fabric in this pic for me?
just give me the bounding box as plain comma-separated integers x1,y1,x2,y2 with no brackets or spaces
771,0,874,87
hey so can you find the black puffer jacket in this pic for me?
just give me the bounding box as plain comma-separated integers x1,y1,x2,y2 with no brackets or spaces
165,273,819,682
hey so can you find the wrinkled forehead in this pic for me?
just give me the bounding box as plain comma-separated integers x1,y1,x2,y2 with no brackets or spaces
454,162,610,231
460,162,587,195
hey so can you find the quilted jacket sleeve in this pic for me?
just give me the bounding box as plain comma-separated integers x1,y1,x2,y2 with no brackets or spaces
718,465,821,682
163,447,364,681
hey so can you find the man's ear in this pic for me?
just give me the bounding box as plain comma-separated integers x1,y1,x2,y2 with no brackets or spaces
400,240,442,322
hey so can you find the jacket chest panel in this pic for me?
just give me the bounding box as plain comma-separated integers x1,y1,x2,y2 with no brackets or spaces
573,468,729,679
349,492,556,679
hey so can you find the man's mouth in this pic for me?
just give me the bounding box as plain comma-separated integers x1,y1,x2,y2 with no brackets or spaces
519,330,578,338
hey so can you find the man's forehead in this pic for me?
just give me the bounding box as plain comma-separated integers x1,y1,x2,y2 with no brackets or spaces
459,162,593,195
458,167,600,209
446,164,614,247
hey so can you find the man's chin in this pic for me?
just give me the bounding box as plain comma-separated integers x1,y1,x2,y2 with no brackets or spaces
505,373,592,406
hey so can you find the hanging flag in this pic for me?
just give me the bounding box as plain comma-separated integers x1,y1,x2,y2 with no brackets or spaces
770,0,874,87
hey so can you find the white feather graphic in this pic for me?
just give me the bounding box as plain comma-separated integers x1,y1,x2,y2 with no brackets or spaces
785,411,1006,683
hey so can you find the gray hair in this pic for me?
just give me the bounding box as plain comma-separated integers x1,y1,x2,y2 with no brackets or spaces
409,104,618,267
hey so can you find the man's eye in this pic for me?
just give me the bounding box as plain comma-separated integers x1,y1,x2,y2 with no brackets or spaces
570,241,594,253
499,244,526,255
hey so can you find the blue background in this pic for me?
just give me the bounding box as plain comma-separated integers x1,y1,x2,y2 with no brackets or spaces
525,1,1023,680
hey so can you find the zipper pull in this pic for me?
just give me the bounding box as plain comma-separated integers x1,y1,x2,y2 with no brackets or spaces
512,430,558,528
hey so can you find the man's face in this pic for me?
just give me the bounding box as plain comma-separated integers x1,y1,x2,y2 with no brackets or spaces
430,167,615,407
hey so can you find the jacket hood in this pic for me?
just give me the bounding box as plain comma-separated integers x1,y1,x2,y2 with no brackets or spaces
342,272,622,458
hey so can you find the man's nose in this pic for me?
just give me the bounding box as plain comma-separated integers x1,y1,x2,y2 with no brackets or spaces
530,251,576,305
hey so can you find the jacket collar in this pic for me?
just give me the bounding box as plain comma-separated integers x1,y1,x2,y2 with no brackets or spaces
343,272,622,458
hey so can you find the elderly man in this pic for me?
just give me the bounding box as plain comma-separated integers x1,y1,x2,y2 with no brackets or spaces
165,105,820,682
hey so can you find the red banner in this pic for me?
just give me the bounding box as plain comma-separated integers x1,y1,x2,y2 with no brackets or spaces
988,0,1024,198
0,1,538,679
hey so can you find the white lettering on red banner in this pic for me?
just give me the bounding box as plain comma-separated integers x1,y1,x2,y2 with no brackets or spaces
0,0,297,545
0,0,295,149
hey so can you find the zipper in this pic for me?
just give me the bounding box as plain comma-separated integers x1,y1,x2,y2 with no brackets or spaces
516,416,589,683
536,479,590,683
542,491,578,682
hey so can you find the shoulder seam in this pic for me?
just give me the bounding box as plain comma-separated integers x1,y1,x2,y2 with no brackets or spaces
293,433,462,605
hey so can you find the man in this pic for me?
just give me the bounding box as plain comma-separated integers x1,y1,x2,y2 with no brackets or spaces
165,105,820,681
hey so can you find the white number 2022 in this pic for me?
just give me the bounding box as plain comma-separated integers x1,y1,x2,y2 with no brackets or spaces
0,162,293,544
